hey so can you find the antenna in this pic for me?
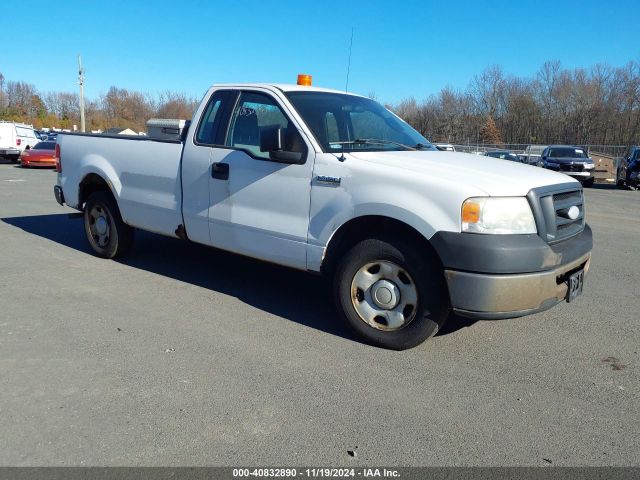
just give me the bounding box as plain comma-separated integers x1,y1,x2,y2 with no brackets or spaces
78,55,86,133
345,27,354,92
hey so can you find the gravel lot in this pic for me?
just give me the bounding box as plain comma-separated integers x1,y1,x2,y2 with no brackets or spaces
0,162,638,466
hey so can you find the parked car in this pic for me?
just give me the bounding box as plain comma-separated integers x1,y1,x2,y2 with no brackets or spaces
523,145,549,166
541,145,595,187
54,80,592,350
434,143,455,151
616,146,640,189
0,121,40,162
484,150,523,162
20,141,57,168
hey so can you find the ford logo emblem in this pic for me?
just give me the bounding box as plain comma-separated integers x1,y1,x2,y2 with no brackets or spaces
567,205,580,220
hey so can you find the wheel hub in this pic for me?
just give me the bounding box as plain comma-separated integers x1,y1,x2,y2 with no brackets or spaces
350,260,419,332
371,279,400,310
95,216,108,235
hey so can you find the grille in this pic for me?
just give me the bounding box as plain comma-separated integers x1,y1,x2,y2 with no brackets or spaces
559,163,584,172
528,184,585,244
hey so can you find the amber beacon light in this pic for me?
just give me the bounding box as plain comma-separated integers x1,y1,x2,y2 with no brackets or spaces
297,74,312,86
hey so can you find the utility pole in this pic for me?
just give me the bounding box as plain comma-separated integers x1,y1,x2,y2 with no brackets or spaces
78,55,86,132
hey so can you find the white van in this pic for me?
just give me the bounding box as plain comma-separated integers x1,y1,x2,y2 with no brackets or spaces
0,121,40,162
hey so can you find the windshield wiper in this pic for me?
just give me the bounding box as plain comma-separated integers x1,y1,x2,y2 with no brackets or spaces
332,138,416,151
413,143,433,150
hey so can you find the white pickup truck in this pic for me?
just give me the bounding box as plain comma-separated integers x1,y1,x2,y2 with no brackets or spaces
54,82,592,350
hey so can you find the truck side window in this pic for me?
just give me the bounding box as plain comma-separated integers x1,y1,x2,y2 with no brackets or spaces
227,91,305,160
195,91,231,145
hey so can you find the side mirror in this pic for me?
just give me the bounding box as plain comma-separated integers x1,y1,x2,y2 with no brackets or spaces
260,125,283,152
260,125,304,164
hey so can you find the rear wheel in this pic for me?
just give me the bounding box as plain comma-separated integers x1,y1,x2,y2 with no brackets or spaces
333,236,450,350
83,191,134,258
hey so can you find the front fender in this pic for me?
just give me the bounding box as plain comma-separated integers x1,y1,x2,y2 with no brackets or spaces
306,181,462,271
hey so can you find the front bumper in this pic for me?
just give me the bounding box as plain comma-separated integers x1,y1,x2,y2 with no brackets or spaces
446,252,590,319
545,165,594,179
432,225,593,319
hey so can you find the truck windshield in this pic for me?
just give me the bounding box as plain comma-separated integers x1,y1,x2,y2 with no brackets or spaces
285,91,434,153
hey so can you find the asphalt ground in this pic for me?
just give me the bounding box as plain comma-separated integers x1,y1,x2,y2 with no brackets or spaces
0,161,638,466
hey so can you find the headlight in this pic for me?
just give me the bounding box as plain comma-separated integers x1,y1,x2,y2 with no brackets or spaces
462,197,537,234
583,162,595,170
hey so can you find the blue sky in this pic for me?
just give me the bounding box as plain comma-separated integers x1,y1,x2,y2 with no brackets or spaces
2,0,639,104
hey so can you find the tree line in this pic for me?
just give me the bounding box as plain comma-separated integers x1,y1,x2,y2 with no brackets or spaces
0,72,199,132
391,61,640,147
2,60,640,146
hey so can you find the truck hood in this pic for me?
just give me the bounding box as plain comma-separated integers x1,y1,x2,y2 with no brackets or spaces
349,150,578,196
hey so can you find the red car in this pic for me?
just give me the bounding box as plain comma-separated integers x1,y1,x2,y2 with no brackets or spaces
20,141,57,168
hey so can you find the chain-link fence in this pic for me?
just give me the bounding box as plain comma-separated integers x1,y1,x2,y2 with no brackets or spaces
440,143,624,182
447,143,628,159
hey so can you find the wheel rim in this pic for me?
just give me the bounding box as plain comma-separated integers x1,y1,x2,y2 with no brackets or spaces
350,260,419,331
87,205,111,249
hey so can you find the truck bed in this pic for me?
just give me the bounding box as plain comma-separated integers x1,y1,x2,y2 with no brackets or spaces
58,133,185,237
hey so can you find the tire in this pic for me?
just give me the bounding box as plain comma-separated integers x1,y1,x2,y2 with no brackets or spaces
333,236,450,350
83,191,134,259
582,177,594,188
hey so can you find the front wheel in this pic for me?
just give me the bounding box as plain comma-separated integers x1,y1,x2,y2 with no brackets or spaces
333,237,450,350
83,191,134,259
582,177,594,188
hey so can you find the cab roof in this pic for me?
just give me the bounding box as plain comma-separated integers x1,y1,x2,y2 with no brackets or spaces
211,83,366,97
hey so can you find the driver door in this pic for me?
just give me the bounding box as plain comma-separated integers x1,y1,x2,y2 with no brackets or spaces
208,90,314,269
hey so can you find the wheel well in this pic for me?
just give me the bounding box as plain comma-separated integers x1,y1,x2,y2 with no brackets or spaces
78,174,113,208
321,215,442,275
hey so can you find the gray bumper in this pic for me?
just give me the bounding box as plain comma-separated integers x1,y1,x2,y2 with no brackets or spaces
54,185,65,206
431,225,593,319
446,252,591,319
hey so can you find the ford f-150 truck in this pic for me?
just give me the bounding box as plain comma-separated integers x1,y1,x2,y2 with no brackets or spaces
54,80,592,350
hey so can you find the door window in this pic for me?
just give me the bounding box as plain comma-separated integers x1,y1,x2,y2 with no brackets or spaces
226,91,305,160
195,90,235,145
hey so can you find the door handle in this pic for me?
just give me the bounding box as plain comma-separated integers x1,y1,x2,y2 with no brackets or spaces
211,162,229,180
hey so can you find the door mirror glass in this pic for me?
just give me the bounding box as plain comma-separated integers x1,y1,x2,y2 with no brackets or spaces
260,125,283,152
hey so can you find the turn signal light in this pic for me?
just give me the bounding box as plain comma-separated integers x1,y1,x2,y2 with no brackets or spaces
297,74,312,86
461,200,481,224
